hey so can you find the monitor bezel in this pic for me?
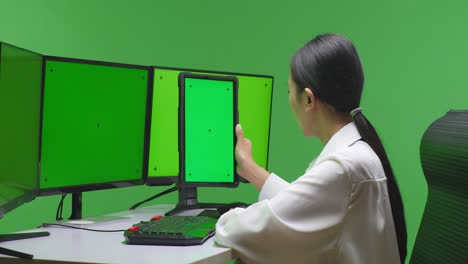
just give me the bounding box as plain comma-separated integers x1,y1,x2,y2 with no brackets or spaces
38,56,153,196
145,66,274,186
178,72,239,188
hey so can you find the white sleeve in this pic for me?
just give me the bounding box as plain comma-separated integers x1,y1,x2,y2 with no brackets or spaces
214,158,352,264
258,173,290,201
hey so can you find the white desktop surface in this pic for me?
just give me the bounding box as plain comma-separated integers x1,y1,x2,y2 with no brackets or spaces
0,204,232,264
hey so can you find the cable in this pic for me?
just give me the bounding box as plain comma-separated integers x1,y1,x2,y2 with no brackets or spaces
59,194,65,220
39,223,125,233
56,194,67,221
129,186,178,210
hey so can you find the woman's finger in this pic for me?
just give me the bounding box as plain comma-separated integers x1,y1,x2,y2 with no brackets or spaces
236,124,244,140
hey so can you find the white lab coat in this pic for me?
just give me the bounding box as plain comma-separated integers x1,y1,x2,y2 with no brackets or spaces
215,122,401,264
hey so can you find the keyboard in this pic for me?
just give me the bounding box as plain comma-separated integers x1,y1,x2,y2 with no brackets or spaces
124,215,217,246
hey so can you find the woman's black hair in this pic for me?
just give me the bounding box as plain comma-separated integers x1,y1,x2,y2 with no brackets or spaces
290,33,407,263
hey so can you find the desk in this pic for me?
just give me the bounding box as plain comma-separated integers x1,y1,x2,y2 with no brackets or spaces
0,204,233,263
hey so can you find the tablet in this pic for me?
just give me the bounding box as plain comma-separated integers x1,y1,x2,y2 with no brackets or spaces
178,72,239,187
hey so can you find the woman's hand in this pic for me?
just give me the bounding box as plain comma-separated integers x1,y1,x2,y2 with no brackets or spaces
236,124,253,180
235,124,254,180
235,124,271,191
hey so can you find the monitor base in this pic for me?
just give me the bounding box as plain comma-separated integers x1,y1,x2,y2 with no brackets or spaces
165,203,226,216
165,187,225,216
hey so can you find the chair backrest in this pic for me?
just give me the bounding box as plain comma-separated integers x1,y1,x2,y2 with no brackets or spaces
410,110,468,264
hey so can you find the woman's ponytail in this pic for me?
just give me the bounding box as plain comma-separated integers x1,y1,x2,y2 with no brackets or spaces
352,109,407,263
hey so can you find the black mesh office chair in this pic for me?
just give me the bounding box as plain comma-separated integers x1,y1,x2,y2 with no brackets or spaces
410,110,468,264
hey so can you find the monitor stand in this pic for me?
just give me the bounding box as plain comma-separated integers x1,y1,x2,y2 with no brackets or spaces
0,231,50,259
65,192,128,224
165,187,226,216
69,192,83,220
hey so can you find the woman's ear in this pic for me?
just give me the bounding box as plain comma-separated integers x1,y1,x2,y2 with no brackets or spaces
304,88,315,113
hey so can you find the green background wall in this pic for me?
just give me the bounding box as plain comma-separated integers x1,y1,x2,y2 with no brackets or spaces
1,0,467,262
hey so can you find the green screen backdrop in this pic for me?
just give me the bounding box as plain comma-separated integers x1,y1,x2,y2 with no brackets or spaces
0,43,42,215
40,59,149,191
183,77,235,183
148,68,272,180
3,2,468,261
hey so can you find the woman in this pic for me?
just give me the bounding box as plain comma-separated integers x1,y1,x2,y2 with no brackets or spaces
214,34,407,264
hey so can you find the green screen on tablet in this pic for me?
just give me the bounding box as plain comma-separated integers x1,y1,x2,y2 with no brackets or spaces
179,73,238,186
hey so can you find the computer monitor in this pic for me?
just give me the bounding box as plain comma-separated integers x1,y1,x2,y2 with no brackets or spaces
146,67,273,185
0,42,41,218
38,56,152,214
0,42,50,259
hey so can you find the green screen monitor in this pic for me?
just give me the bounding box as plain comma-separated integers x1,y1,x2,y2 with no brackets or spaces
39,57,152,195
0,42,43,217
146,67,273,185
179,72,239,187
0,43,51,257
